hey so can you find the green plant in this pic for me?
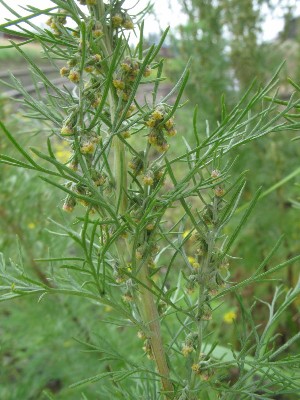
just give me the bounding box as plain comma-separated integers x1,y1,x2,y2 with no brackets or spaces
1,1,300,399
170,0,292,123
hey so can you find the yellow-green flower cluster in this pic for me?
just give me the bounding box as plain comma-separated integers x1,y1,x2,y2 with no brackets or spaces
113,57,152,102
53,140,72,163
142,338,154,360
62,194,76,213
181,332,198,357
111,12,134,30
146,106,177,152
223,310,237,324
128,152,144,175
46,9,67,35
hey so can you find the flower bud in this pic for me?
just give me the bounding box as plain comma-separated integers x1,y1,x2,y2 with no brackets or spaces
165,128,177,137
113,79,125,90
143,339,154,360
137,330,146,340
62,195,76,212
121,130,131,139
164,118,175,130
211,169,220,179
142,171,154,186
80,141,95,154
122,16,134,30
143,65,151,77
68,159,78,171
84,65,94,73
146,223,155,231
121,60,132,73
214,186,225,197
146,118,156,128
60,66,70,77
152,109,164,121
122,292,134,302
68,57,78,68
91,170,106,186
182,345,193,357
112,14,123,28
68,69,80,83
60,124,74,136
135,249,143,260
93,29,103,38
128,153,144,175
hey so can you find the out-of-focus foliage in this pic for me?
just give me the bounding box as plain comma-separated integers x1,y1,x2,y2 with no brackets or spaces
170,0,297,122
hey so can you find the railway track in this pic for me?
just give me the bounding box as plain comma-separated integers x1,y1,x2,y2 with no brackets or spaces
0,67,175,103
0,66,66,100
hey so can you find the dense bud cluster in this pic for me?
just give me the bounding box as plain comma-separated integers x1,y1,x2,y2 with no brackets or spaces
46,9,67,35
181,332,198,357
191,354,215,381
183,169,229,325
113,57,152,103
111,12,134,29
128,152,144,175
145,105,177,152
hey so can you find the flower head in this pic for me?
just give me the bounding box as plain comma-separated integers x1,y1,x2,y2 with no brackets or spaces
223,311,237,324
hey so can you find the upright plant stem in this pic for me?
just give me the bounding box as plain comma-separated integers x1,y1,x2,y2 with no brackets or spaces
138,258,174,398
114,133,127,214
95,0,128,215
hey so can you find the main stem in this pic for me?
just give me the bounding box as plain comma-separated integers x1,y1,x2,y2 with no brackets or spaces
94,0,171,394
138,260,174,398
114,135,127,214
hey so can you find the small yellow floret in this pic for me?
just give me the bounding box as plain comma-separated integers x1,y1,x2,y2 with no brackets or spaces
143,66,151,77
55,150,72,163
63,203,74,213
92,54,102,62
214,186,225,197
183,230,191,239
146,118,156,128
93,29,103,38
60,66,70,77
182,345,193,357
84,65,94,73
113,79,125,90
122,130,131,139
122,293,134,302
121,62,132,72
188,256,196,264
80,142,95,154
112,14,123,27
164,118,174,130
60,125,73,136
223,311,237,324
191,364,201,374
166,128,177,137
122,18,134,30
137,330,146,340
146,223,155,231
156,142,169,152
142,175,154,186
68,70,80,83
152,109,164,120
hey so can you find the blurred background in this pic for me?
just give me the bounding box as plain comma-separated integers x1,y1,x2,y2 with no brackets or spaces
0,1,300,398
